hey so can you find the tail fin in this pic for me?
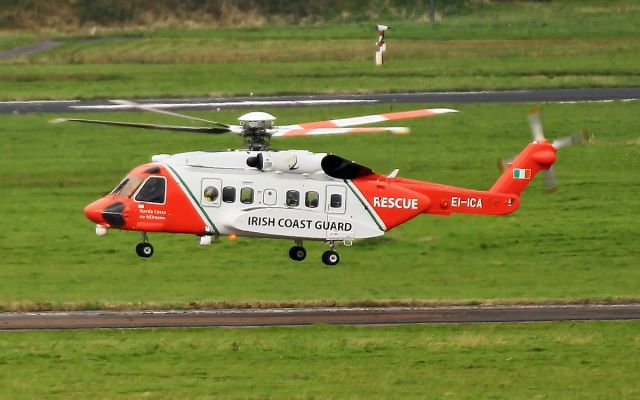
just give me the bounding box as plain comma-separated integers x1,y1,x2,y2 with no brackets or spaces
490,141,557,195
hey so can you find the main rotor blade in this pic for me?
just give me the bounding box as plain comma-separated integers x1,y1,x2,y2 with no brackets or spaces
272,126,410,137
111,99,231,129
50,118,231,134
282,108,457,130
527,108,545,142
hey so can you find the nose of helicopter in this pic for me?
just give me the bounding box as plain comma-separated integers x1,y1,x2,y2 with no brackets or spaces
84,199,104,224
84,197,128,227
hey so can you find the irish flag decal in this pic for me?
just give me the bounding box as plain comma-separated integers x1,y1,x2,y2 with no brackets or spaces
513,168,531,180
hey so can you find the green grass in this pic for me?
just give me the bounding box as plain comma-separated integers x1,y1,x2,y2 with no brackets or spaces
0,31,35,52
1,0,639,99
0,101,638,309
2,54,638,100
137,0,640,41
0,321,639,399
9,0,640,40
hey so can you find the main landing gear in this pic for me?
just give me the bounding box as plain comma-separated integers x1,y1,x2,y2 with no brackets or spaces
322,241,340,266
136,232,154,258
288,240,340,266
321,250,340,266
289,240,307,261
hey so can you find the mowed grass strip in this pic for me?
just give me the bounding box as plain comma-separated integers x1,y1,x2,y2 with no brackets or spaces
1,0,639,99
2,40,638,99
0,101,638,309
0,32,36,53
0,321,639,399
0,37,634,99
2,58,639,100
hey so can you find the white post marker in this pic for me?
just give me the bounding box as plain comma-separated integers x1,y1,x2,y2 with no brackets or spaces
375,25,389,65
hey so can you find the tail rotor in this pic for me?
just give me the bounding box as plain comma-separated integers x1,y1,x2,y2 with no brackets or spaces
499,109,593,192
527,108,545,142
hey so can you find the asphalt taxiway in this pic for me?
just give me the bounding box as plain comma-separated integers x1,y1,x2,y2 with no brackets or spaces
2,304,639,330
2,87,639,115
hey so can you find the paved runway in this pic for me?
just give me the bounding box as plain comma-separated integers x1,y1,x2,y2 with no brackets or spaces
0,40,63,60
2,304,639,330
2,87,639,114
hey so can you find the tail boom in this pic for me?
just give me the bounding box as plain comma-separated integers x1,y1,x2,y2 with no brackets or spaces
350,141,556,230
391,178,521,216
351,176,521,231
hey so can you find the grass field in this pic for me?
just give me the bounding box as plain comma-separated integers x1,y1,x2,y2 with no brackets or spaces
0,0,639,99
1,2,638,398
0,100,638,310
0,320,638,399
0,32,35,52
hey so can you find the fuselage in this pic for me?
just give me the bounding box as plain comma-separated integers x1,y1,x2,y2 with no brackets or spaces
84,142,555,244
84,150,388,242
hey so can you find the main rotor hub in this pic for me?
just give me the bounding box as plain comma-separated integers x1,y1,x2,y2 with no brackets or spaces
238,112,276,129
238,112,277,151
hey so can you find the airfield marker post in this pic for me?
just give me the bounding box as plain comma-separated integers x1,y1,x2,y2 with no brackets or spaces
375,25,389,65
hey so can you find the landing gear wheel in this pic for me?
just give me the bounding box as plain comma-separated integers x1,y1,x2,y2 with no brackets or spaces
322,250,340,266
136,242,154,258
289,246,307,261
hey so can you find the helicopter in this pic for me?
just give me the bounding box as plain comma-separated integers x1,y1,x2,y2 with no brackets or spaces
52,101,588,265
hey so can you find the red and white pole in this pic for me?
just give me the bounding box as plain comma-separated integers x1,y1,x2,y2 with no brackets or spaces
375,25,389,65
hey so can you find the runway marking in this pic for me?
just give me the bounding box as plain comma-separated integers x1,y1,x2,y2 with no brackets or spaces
555,98,639,104
3,88,639,114
71,99,378,110
0,100,79,104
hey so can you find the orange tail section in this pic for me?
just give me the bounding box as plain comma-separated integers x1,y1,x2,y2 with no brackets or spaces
490,141,557,195
351,140,557,229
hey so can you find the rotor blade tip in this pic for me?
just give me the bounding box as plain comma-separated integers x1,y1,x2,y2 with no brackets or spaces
393,127,411,135
49,118,67,124
432,108,458,114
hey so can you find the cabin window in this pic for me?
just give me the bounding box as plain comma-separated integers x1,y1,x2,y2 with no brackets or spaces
286,190,300,207
330,193,342,208
305,191,319,208
222,186,236,203
135,176,166,204
240,187,254,204
203,186,219,203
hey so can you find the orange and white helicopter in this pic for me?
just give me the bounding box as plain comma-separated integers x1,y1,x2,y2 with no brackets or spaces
53,101,588,265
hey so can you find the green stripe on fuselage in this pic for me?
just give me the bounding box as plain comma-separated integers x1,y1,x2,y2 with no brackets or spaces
166,164,219,236
344,179,385,232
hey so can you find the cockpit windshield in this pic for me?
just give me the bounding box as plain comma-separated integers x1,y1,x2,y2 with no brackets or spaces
111,175,145,198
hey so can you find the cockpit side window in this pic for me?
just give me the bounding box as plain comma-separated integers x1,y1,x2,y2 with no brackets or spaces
134,176,166,204
112,175,145,198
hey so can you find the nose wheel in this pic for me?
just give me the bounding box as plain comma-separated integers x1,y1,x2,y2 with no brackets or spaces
136,232,154,258
289,241,306,261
